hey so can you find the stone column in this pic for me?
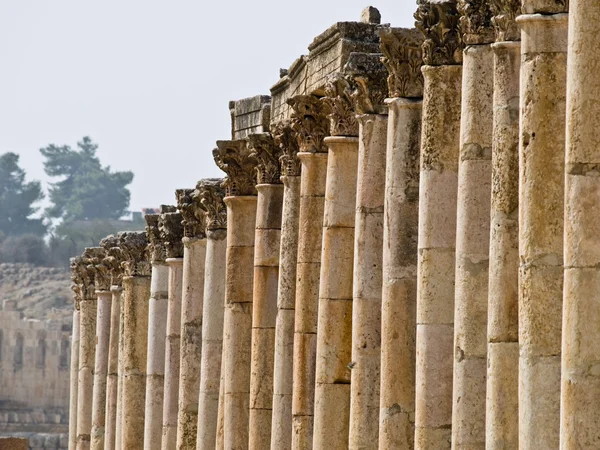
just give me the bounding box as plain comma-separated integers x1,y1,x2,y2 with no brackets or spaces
246,133,284,450
452,3,494,449
413,2,463,448
69,260,82,450
270,122,301,450
516,3,568,448
143,213,169,450
90,249,113,450
195,179,228,450
486,3,521,449
287,95,330,450
76,248,99,450
377,27,423,450
176,189,208,450
213,139,258,450
100,236,124,450
313,74,359,450
118,231,151,449
114,287,125,450
160,210,185,450
561,0,600,447
345,55,389,450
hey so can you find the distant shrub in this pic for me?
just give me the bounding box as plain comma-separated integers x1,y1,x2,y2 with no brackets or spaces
0,234,48,266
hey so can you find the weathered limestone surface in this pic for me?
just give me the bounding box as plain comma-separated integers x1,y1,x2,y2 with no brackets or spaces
486,2,521,448
195,179,227,450
516,11,568,450
68,283,81,450
561,0,600,447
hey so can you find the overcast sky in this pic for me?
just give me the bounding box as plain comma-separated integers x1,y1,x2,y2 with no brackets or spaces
0,1,415,213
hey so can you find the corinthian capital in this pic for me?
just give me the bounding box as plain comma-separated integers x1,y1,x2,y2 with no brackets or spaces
213,140,258,196
272,121,301,177
194,179,227,231
344,52,389,115
490,0,521,42
287,95,331,153
79,248,99,299
70,256,85,309
176,188,206,240
379,28,424,98
145,214,166,263
159,209,184,259
248,133,283,185
118,231,150,277
322,73,359,137
458,0,495,45
100,235,124,287
415,0,464,66
85,246,111,292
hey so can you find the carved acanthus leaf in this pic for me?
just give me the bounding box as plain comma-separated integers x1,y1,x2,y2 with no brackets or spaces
457,0,495,44
322,73,359,137
100,235,124,287
489,0,521,42
415,0,464,66
248,133,283,185
70,256,85,309
272,120,301,177
344,52,389,115
379,27,424,98
287,95,331,153
213,140,258,196
193,179,227,231
176,188,206,239
79,248,99,299
159,210,184,259
118,231,151,277
145,214,166,263
84,247,111,291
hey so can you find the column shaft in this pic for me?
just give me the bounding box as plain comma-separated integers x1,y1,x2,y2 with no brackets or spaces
105,287,122,450
114,290,125,450
69,309,81,450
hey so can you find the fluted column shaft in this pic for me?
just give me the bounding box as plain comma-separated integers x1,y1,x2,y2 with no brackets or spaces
77,295,98,450
143,264,169,450
486,40,520,450
90,290,113,450
162,258,184,449
222,196,257,450
69,308,81,450
292,152,328,450
414,64,462,450
561,0,600,447
197,230,227,450
349,115,387,450
105,286,122,450
516,12,568,449
313,136,359,449
271,175,301,450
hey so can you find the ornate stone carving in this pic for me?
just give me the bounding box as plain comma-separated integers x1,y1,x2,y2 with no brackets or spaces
176,188,206,240
145,214,166,263
272,121,301,177
159,210,184,259
287,95,331,153
213,140,258,196
118,231,151,277
344,52,389,115
70,256,85,309
78,248,99,299
322,73,359,137
490,0,521,42
457,0,494,45
85,246,111,291
379,27,424,98
194,179,227,231
100,235,124,287
248,133,283,184
414,0,464,66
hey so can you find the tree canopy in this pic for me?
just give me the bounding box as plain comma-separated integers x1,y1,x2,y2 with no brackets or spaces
0,152,46,237
40,137,134,222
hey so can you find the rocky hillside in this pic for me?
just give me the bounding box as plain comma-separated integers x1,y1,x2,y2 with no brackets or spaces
0,264,72,321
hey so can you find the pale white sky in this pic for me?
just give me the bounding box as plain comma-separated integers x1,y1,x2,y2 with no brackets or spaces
0,1,414,213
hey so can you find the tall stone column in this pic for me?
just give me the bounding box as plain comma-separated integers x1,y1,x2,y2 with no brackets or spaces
90,249,113,450
413,2,464,448
100,236,124,450
287,95,330,450
561,0,600,447
213,139,258,450
247,133,284,450
76,248,99,450
195,179,228,450
377,27,423,450
347,55,389,450
452,3,494,449
270,122,301,450
160,210,185,450
69,259,82,450
516,3,568,448
114,283,125,450
313,74,359,450
118,231,151,449
486,2,521,449
176,188,207,450
143,213,169,450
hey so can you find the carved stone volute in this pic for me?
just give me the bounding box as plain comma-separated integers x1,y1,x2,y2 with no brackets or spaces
79,248,99,299
118,231,151,277
159,209,184,259
322,73,359,137
145,214,166,264
415,0,464,66
490,0,521,42
344,52,389,115
272,121,301,177
100,235,124,287
287,95,331,153
248,133,283,185
213,140,258,196
379,27,424,98
70,256,84,310
194,179,227,231
85,246,111,292
458,0,495,45
176,188,206,240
